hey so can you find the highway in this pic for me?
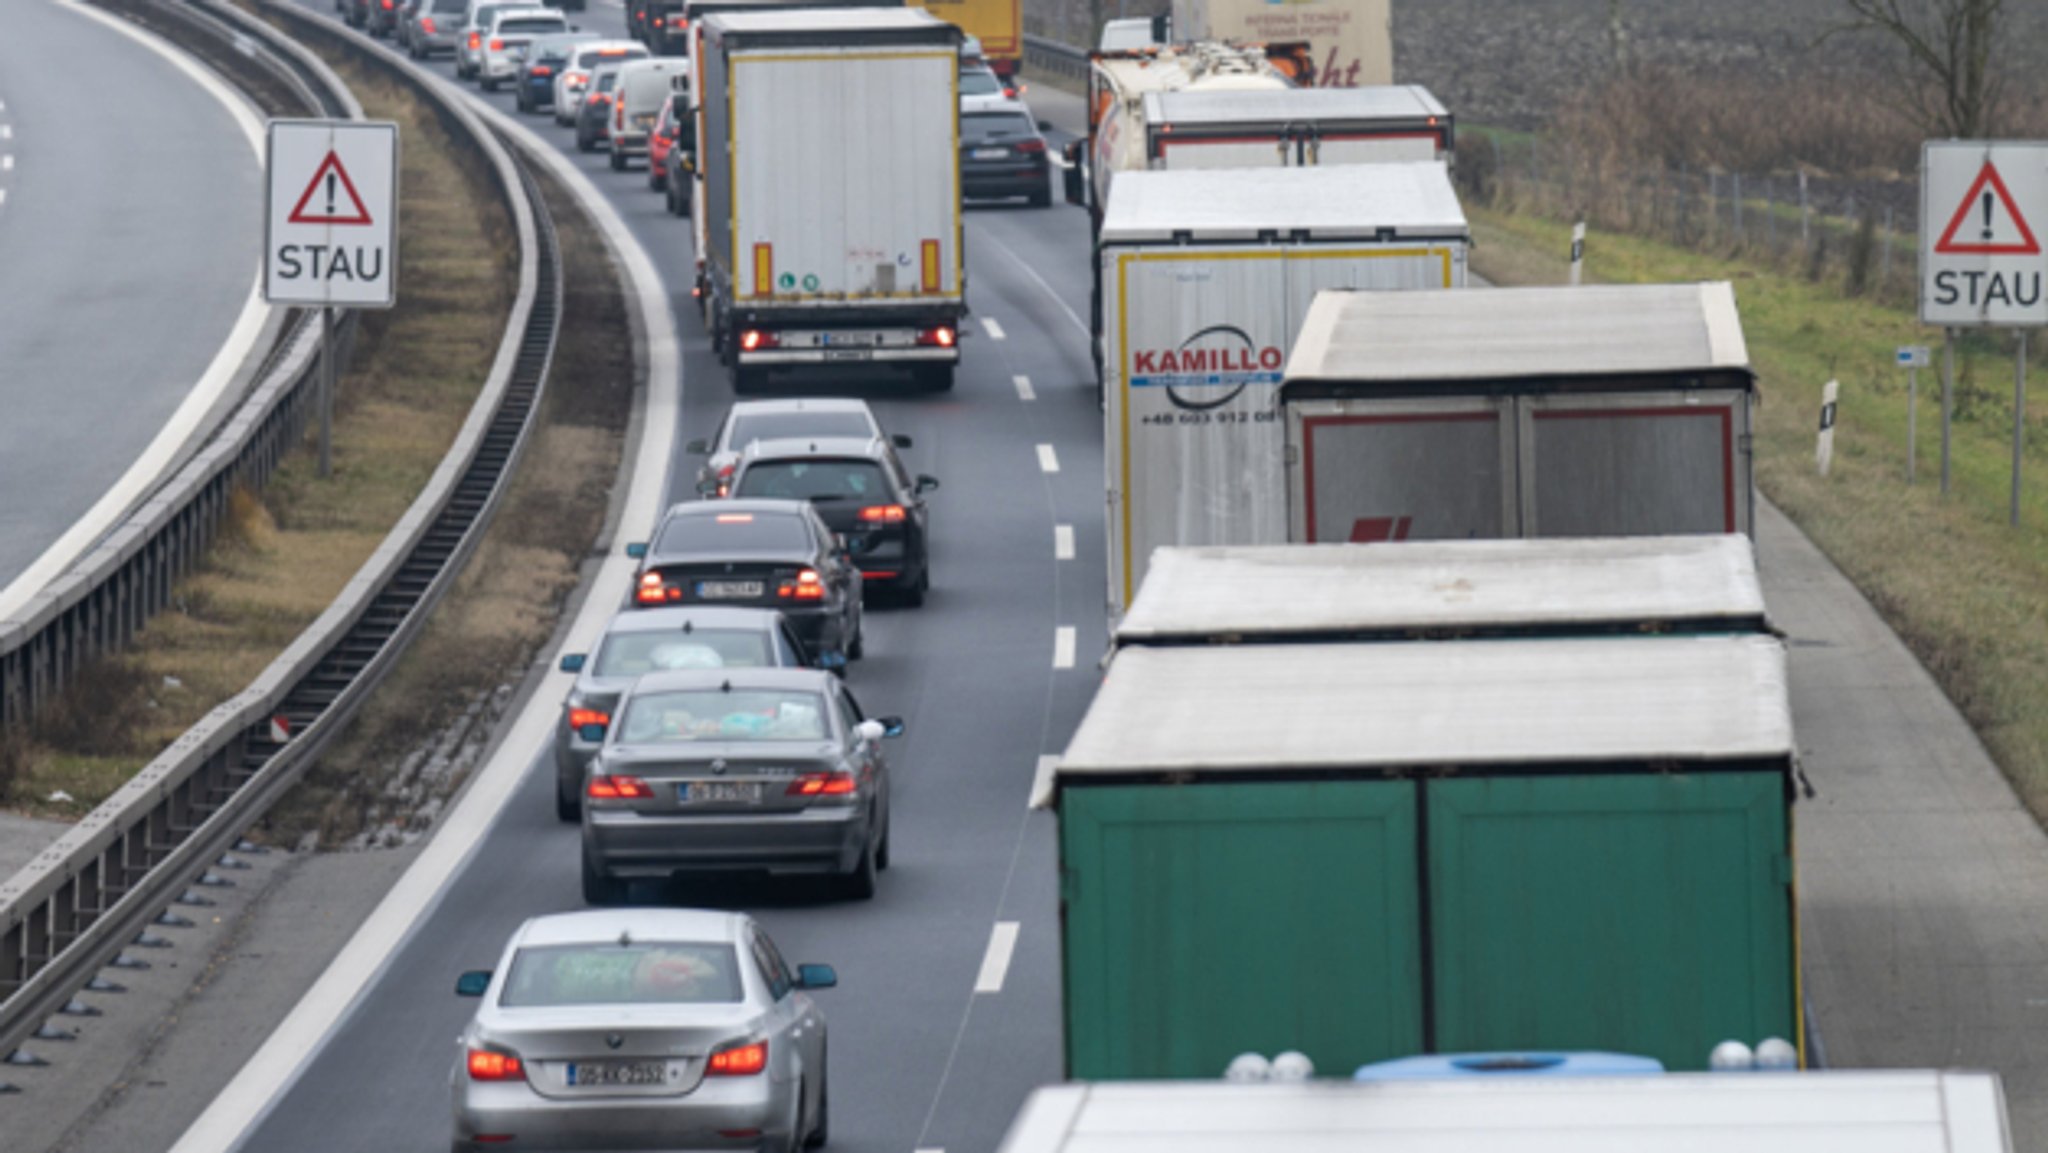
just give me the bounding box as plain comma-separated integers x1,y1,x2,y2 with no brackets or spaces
0,0,270,618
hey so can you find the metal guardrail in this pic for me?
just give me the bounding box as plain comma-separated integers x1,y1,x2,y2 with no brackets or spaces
0,0,363,733
1024,32,1090,81
0,0,563,1079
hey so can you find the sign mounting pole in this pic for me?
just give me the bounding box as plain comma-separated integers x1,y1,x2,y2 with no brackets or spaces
1898,344,1930,482
2016,331,2030,526
1942,330,1955,495
320,307,337,478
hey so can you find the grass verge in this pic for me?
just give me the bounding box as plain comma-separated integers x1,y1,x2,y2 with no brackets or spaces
1469,205,2048,813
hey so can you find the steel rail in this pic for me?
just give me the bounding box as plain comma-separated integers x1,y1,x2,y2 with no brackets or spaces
0,0,563,1082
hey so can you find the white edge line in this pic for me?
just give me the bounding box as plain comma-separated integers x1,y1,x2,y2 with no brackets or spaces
1053,625,1076,669
1036,443,1059,473
0,1,277,623
973,922,1021,994
166,28,683,1153
1012,373,1034,401
1054,524,1074,560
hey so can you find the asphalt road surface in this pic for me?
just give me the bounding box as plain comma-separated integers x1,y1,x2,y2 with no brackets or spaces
0,0,266,613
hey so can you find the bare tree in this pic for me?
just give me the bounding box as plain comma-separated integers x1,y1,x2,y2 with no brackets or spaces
1837,0,2007,138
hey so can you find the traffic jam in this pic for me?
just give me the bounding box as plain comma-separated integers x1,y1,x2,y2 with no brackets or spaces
318,0,1999,1148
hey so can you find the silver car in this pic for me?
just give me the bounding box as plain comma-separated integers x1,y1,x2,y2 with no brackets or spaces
554,40,646,126
581,668,900,903
452,909,834,1153
552,606,816,823
479,6,569,90
405,0,470,57
454,0,524,79
686,396,909,497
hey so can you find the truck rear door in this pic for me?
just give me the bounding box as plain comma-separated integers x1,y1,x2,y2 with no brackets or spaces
1286,397,1516,543
1520,390,1752,536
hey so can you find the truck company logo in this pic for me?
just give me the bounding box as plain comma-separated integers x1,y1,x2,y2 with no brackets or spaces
1131,324,1283,410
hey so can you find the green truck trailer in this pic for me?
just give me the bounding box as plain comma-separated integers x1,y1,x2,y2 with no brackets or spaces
1048,546,1799,1079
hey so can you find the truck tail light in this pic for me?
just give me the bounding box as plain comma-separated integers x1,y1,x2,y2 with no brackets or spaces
786,772,857,797
568,708,610,730
587,775,654,800
739,329,779,352
916,326,955,348
707,1041,767,1076
467,1049,526,1081
858,505,906,523
777,569,825,601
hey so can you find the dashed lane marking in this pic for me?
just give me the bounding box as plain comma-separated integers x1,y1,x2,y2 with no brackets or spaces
1054,626,1076,669
1012,373,1034,401
980,316,1006,340
1055,524,1073,560
973,922,1021,994
1036,443,1059,473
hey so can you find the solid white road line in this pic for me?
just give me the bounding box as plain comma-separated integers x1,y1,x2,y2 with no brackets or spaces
1053,626,1076,669
0,0,275,624
974,922,1021,994
1012,373,1034,401
167,32,684,1153
0,190,7,207
1036,443,1059,473
1054,524,1073,560
980,316,1006,340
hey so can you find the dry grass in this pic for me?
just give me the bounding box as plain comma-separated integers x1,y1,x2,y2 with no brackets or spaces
1468,205,2048,813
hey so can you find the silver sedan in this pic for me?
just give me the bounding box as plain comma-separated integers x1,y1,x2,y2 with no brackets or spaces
452,908,834,1152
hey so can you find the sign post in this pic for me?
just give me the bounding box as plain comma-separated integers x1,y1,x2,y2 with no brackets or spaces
1898,344,1931,482
1568,222,1586,286
2016,331,2030,526
1921,140,2048,518
1816,379,1839,477
263,119,400,478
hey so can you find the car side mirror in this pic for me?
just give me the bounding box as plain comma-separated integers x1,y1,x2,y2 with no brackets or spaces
625,542,647,558
891,433,913,449
915,475,939,494
795,963,837,990
559,653,587,673
685,438,710,454
456,970,492,997
579,722,608,742
878,716,905,738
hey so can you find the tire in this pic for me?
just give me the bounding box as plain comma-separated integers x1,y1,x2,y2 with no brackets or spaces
666,181,682,216
609,150,627,171
915,365,954,392
804,1065,830,1149
576,130,597,153
846,615,864,661
556,778,580,823
900,562,927,608
582,849,628,906
649,167,666,193
839,826,878,901
874,813,890,871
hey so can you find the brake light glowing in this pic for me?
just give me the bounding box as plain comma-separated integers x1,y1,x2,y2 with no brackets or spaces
564,70,586,86
786,772,857,796
467,1049,525,1081
739,329,779,352
568,708,610,730
1016,137,1046,154
715,513,755,523
489,38,503,50
532,65,552,77
420,16,435,33
916,326,956,348
858,505,906,523
707,1041,768,1075
778,569,825,601
587,775,654,800
637,571,668,604
381,0,393,10
467,30,480,48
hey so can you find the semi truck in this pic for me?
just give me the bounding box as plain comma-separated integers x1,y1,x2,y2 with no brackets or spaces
1097,161,1469,618
695,8,965,391
1172,0,1392,90
1281,282,1757,542
908,0,1019,77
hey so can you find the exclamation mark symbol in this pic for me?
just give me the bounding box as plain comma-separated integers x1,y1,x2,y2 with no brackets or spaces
1982,189,1995,241
325,170,337,218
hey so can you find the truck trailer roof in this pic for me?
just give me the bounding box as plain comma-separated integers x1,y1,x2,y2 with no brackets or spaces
1099,161,1466,243
702,6,955,43
1053,634,1792,786
995,1072,2012,1153
1142,84,1448,129
1116,535,1768,645
1285,281,1751,386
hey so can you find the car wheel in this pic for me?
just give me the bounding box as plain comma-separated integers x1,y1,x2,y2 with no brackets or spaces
556,779,580,823
900,564,927,608
875,813,890,871
839,825,878,901
804,1066,829,1149
666,181,681,216
581,848,628,906
650,168,665,192
576,130,596,153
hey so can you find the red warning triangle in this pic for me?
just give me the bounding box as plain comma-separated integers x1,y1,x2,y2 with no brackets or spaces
1934,160,2040,255
287,150,374,226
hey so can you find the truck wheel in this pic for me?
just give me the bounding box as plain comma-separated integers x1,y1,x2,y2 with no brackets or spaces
609,149,626,171
915,365,954,392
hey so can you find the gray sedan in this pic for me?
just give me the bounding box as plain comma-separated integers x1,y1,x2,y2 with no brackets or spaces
452,908,834,1153
581,668,901,903
552,606,816,823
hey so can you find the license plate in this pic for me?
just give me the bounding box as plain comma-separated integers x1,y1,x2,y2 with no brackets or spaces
823,347,871,361
566,1060,666,1087
636,114,656,128
695,580,763,599
681,781,763,804
972,147,1007,159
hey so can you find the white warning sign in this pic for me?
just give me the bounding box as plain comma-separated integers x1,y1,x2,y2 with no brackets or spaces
265,119,399,308
1921,141,2048,327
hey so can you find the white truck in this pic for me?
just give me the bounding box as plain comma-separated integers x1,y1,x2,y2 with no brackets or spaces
1099,161,1468,617
695,8,965,391
1281,282,1757,543
1173,0,1392,89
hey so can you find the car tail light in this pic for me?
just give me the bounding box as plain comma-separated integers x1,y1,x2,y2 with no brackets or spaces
468,30,480,48
738,329,779,352
707,1041,768,1076
382,0,393,10
916,326,956,348
858,505,906,523
1016,137,1046,154
420,16,435,32
587,774,654,800
467,1049,525,1081
786,772,857,797
777,569,825,601
568,707,610,730
637,571,678,604
489,38,504,51
532,64,552,77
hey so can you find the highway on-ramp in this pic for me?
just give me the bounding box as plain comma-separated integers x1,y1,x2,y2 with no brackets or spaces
0,0,268,616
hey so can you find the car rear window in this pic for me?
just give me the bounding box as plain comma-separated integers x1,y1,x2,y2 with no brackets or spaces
595,628,774,675
655,510,810,553
593,70,621,92
624,69,679,104
736,459,890,504
728,411,873,446
963,112,1034,145
619,689,829,743
497,17,565,34
501,942,742,1006
959,69,1002,96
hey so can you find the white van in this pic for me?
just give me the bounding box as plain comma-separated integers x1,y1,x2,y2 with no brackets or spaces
609,58,689,170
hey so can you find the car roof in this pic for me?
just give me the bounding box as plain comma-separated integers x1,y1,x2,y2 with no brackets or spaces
737,436,888,463
620,57,689,75
661,497,814,520
488,5,560,21
514,908,745,948
630,666,840,694
602,606,783,634
729,397,877,418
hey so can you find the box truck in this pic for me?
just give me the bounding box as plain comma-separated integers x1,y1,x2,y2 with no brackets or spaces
1098,161,1468,618
1046,632,1803,1079
1173,0,1392,89
909,0,1019,76
1282,282,1757,543
696,8,965,391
